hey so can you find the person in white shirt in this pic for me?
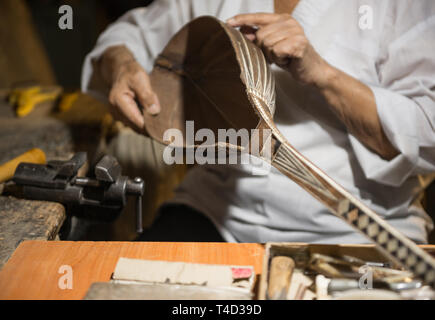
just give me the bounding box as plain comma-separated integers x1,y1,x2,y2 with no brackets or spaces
82,0,435,244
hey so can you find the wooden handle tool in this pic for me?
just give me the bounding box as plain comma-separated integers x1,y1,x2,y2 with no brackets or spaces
267,256,295,300
0,148,46,183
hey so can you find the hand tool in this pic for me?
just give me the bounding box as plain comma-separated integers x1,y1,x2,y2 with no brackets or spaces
0,148,46,183
308,253,413,281
9,86,62,117
12,152,145,233
328,278,422,294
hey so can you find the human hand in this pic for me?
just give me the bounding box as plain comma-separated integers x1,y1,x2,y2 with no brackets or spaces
227,13,332,87
100,45,161,132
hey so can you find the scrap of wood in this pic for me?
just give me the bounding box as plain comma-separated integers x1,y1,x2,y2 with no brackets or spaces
286,269,314,300
0,196,65,269
267,256,295,300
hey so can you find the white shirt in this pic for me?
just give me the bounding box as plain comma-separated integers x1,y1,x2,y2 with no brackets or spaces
82,0,435,244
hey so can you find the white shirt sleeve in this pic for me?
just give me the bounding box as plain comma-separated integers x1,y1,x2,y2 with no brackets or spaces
350,1,435,187
80,0,197,100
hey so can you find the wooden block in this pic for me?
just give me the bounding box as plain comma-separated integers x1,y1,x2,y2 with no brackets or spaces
267,256,295,300
0,196,65,268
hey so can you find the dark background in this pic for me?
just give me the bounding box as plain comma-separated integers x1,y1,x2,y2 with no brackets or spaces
26,0,154,88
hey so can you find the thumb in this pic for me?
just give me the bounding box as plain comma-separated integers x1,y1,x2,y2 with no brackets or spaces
139,91,161,116
130,74,161,115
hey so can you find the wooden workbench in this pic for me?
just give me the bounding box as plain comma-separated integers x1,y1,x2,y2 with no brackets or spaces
0,240,264,300
0,197,65,268
1,241,434,300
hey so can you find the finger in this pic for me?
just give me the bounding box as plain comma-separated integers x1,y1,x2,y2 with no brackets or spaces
255,23,286,47
110,87,145,131
262,29,300,50
108,102,131,127
276,36,308,59
226,13,286,28
262,31,289,48
129,72,161,115
256,20,299,47
108,102,142,133
239,25,258,41
136,91,161,116
244,33,256,41
118,93,145,129
271,39,295,66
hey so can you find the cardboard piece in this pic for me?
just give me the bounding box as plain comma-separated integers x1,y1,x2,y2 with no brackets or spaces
112,258,254,291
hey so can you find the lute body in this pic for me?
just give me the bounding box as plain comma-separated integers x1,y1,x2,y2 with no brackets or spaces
145,16,435,288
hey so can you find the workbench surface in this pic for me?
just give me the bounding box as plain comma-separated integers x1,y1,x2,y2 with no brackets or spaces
0,240,265,300
1,240,434,300
0,197,65,268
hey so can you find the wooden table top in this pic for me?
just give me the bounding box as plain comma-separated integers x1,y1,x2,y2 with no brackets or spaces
0,240,265,300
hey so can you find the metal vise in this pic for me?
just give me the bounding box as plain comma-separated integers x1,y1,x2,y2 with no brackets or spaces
13,152,145,233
